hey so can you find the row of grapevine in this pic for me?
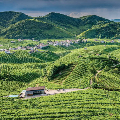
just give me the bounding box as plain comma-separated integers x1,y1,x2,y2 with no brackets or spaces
1,89,120,119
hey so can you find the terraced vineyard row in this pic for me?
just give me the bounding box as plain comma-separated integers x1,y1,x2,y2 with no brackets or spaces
1,89,120,119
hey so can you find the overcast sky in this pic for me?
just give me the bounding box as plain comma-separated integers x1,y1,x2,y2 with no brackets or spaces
0,0,120,19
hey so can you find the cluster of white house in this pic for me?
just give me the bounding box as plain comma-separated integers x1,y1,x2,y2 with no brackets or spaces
0,39,120,54
0,39,81,54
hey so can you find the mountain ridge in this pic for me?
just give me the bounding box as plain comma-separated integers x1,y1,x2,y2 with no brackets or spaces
0,11,119,39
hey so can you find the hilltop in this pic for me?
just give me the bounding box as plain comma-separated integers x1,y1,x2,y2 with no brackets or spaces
1,19,72,39
77,22,120,39
0,11,31,29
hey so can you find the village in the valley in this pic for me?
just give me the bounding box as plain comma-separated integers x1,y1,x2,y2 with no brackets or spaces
0,38,119,54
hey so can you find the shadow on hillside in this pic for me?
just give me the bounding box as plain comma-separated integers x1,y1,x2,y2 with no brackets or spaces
0,54,43,64
30,51,60,62
100,47,120,54
0,72,40,83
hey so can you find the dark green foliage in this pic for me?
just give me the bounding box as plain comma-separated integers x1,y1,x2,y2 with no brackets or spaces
80,15,110,25
91,82,98,89
47,64,69,80
1,19,72,39
37,12,82,27
31,51,60,62
78,22,120,39
0,51,43,63
0,11,31,28
0,11,117,39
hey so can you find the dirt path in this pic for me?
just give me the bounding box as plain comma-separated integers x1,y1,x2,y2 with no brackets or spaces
95,70,102,83
90,70,103,85
23,88,89,99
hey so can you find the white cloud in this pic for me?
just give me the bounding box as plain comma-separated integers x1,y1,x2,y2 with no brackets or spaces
69,12,91,18
23,11,49,17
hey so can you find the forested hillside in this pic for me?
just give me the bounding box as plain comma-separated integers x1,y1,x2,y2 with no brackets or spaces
77,22,120,39
0,11,118,39
0,11,31,29
1,19,72,39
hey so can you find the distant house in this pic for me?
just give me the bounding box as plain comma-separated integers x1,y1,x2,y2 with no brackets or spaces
82,39,87,43
48,42,53,45
110,40,114,43
21,47,26,50
18,39,22,41
101,41,105,43
25,86,45,96
26,46,33,50
65,43,70,47
37,44,48,49
11,41,15,43
33,40,38,42
5,50,11,54
0,49,4,51
17,46,22,50
11,48,17,50
28,50,34,54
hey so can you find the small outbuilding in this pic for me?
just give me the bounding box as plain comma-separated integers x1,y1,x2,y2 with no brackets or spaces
26,86,45,96
20,86,46,98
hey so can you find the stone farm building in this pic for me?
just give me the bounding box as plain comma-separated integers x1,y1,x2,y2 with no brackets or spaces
25,86,45,96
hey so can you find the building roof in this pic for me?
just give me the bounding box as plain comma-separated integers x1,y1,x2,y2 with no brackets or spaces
26,86,45,91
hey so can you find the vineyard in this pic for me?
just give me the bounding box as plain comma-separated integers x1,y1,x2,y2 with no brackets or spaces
1,89,120,119
0,38,120,119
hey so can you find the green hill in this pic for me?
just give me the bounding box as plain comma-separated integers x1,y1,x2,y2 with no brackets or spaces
77,22,120,39
80,15,110,25
0,11,31,29
1,19,72,39
0,11,116,39
36,13,110,36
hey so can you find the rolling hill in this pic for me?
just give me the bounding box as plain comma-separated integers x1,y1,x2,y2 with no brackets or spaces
0,11,31,29
77,22,120,39
36,13,110,36
1,19,72,39
0,11,113,39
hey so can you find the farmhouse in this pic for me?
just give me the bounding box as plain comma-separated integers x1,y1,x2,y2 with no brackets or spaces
5,50,11,54
20,86,46,97
11,41,15,43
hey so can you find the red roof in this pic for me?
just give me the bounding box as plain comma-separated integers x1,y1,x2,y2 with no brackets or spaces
26,86,45,91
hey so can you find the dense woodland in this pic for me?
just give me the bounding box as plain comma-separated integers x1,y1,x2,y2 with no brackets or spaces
0,11,120,119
